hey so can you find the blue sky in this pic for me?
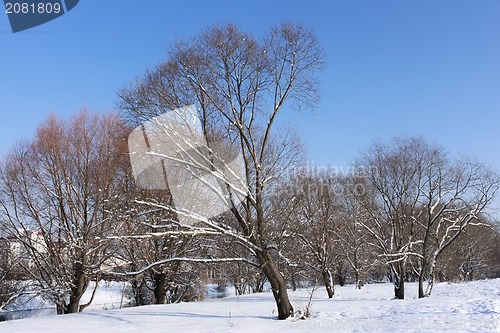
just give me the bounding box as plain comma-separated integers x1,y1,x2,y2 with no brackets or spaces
1,0,499,171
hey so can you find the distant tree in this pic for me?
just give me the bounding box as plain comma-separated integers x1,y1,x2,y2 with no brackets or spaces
415,159,499,297
434,219,500,282
0,111,129,314
276,172,340,298
356,137,500,299
335,176,381,289
354,139,425,299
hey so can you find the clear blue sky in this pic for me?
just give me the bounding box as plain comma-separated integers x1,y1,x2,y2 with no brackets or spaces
1,0,499,171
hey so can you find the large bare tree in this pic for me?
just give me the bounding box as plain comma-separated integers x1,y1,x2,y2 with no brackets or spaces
118,23,324,319
0,111,129,314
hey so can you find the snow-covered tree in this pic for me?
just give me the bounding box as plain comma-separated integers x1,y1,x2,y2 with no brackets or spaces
113,188,202,305
335,176,381,289
0,111,129,314
118,23,325,319
271,172,340,298
356,137,500,299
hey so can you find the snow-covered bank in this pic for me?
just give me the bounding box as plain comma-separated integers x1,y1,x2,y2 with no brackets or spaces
1,279,499,333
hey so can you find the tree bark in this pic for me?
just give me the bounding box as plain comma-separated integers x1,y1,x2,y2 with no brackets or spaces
256,250,294,319
63,263,88,314
394,278,404,300
418,272,426,298
153,272,167,304
322,268,334,298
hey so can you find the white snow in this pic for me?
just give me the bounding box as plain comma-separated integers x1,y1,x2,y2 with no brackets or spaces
1,279,499,333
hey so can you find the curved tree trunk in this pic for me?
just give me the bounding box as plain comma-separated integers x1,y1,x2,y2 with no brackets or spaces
322,268,334,298
256,250,293,319
57,265,89,314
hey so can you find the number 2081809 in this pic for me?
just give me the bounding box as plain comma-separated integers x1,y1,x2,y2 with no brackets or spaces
5,2,62,14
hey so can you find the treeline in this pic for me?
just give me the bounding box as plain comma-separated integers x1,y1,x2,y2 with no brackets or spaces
1,23,499,320
1,110,498,317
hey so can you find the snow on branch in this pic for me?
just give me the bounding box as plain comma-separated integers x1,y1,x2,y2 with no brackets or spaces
114,257,259,276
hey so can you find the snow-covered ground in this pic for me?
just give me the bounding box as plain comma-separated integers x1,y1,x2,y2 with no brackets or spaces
1,279,499,333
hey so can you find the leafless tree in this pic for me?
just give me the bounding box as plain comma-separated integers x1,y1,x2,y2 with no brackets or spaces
407,153,499,297
0,111,129,314
116,192,203,305
356,137,500,299
303,176,341,297
118,23,324,319
354,138,426,299
438,220,500,281
335,176,381,289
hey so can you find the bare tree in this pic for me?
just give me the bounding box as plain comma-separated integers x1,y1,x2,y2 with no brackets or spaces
0,111,129,314
271,172,340,298
438,221,500,282
418,159,499,296
336,176,381,289
355,138,428,299
115,191,201,305
356,137,500,299
118,23,324,319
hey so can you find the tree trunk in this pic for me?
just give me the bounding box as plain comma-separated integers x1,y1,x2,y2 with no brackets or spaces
66,294,81,314
417,255,425,298
256,250,294,319
418,265,426,299
291,273,297,292
425,257,437,297
60,265,88,314
322,268,334,298
153,272,167,304
56,302,66,315
131,278,145,306
394,278,404,300
336,273,345,287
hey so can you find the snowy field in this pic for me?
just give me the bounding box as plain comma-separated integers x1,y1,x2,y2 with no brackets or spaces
1,279,499,333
